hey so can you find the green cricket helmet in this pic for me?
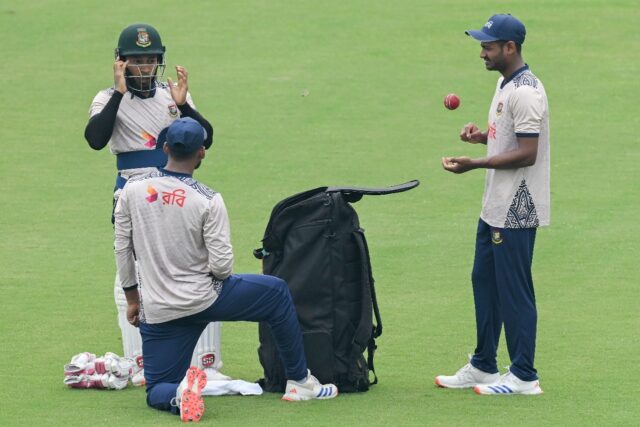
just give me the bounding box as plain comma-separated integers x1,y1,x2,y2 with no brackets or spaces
115,23,165,59
115,23,166,94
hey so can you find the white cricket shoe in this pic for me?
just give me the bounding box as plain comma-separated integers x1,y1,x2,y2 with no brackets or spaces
203,367,231,382
474,371,543,395
176,367,207,422
435,362,500,389
282,370,338,401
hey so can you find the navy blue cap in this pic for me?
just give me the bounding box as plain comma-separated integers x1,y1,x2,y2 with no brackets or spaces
466,14,526,44
165,117,207,154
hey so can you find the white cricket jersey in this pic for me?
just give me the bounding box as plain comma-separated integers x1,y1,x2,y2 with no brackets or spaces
89,83,195,177
114,169,233,324
482,65,550,228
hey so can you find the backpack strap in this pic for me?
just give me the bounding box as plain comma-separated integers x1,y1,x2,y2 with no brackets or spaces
326,180,419,203
352,229,382,385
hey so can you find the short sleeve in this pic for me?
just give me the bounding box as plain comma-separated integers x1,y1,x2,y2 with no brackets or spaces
89,90,112,117
510,85,545,136
185,92,196,109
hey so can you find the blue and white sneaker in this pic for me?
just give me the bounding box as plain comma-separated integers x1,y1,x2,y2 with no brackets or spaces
474,371,543,395
435,362,500,389
282,370,338,401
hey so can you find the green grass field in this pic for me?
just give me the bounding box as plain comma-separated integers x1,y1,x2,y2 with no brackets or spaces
1,0,639,425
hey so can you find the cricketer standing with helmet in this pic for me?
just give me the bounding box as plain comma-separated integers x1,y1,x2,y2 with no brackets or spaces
84,23,223,385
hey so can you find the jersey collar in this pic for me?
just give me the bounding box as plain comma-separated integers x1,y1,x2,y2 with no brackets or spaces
500,64,529,89
159,168,192,178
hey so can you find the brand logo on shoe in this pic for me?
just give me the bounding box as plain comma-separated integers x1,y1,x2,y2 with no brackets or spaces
488,385,513,393
317,387,333,397
289,387,297,394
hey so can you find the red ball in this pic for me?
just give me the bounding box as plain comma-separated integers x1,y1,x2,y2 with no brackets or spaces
444,93,460,110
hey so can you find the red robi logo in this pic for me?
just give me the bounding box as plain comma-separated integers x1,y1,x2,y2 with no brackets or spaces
488,122,497,140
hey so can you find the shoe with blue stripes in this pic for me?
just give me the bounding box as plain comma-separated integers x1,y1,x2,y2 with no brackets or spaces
435,362,500,389
474,371,543,395
282,370,338,401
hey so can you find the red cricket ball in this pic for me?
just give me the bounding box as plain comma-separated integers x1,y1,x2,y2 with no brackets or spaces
444,93,460,110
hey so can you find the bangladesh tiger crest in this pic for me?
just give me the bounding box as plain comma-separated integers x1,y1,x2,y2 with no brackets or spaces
135,28,151,48
491,229,503,244
168,104,178,118
496,102,504,116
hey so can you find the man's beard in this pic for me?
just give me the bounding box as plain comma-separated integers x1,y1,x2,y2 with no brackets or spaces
126,76,155,92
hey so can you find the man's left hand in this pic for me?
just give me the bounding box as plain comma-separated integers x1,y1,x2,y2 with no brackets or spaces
168,65,189,106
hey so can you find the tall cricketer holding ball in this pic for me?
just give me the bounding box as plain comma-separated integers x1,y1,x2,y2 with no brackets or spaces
437,14,550,396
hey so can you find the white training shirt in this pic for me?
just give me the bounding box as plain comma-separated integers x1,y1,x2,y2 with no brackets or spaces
89,83,195,179
482,65,550,228
114,169,233,324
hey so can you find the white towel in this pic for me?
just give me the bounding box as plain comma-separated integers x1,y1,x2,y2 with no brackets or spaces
201,378,263,396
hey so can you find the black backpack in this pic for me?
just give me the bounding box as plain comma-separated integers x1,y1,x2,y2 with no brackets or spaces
253,180,419,393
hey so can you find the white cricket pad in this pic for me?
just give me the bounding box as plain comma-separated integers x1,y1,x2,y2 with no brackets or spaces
192,322,223,371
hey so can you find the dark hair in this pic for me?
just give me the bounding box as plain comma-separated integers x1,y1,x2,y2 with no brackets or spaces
498,40,522,54
167,147,200,161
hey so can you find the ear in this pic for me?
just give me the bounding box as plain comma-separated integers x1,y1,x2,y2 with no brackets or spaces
198,146,206,159
505,41,518,56
162,143,170,155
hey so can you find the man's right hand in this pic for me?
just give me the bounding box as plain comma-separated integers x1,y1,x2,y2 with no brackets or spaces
460,122,488,144
114,58,128,94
